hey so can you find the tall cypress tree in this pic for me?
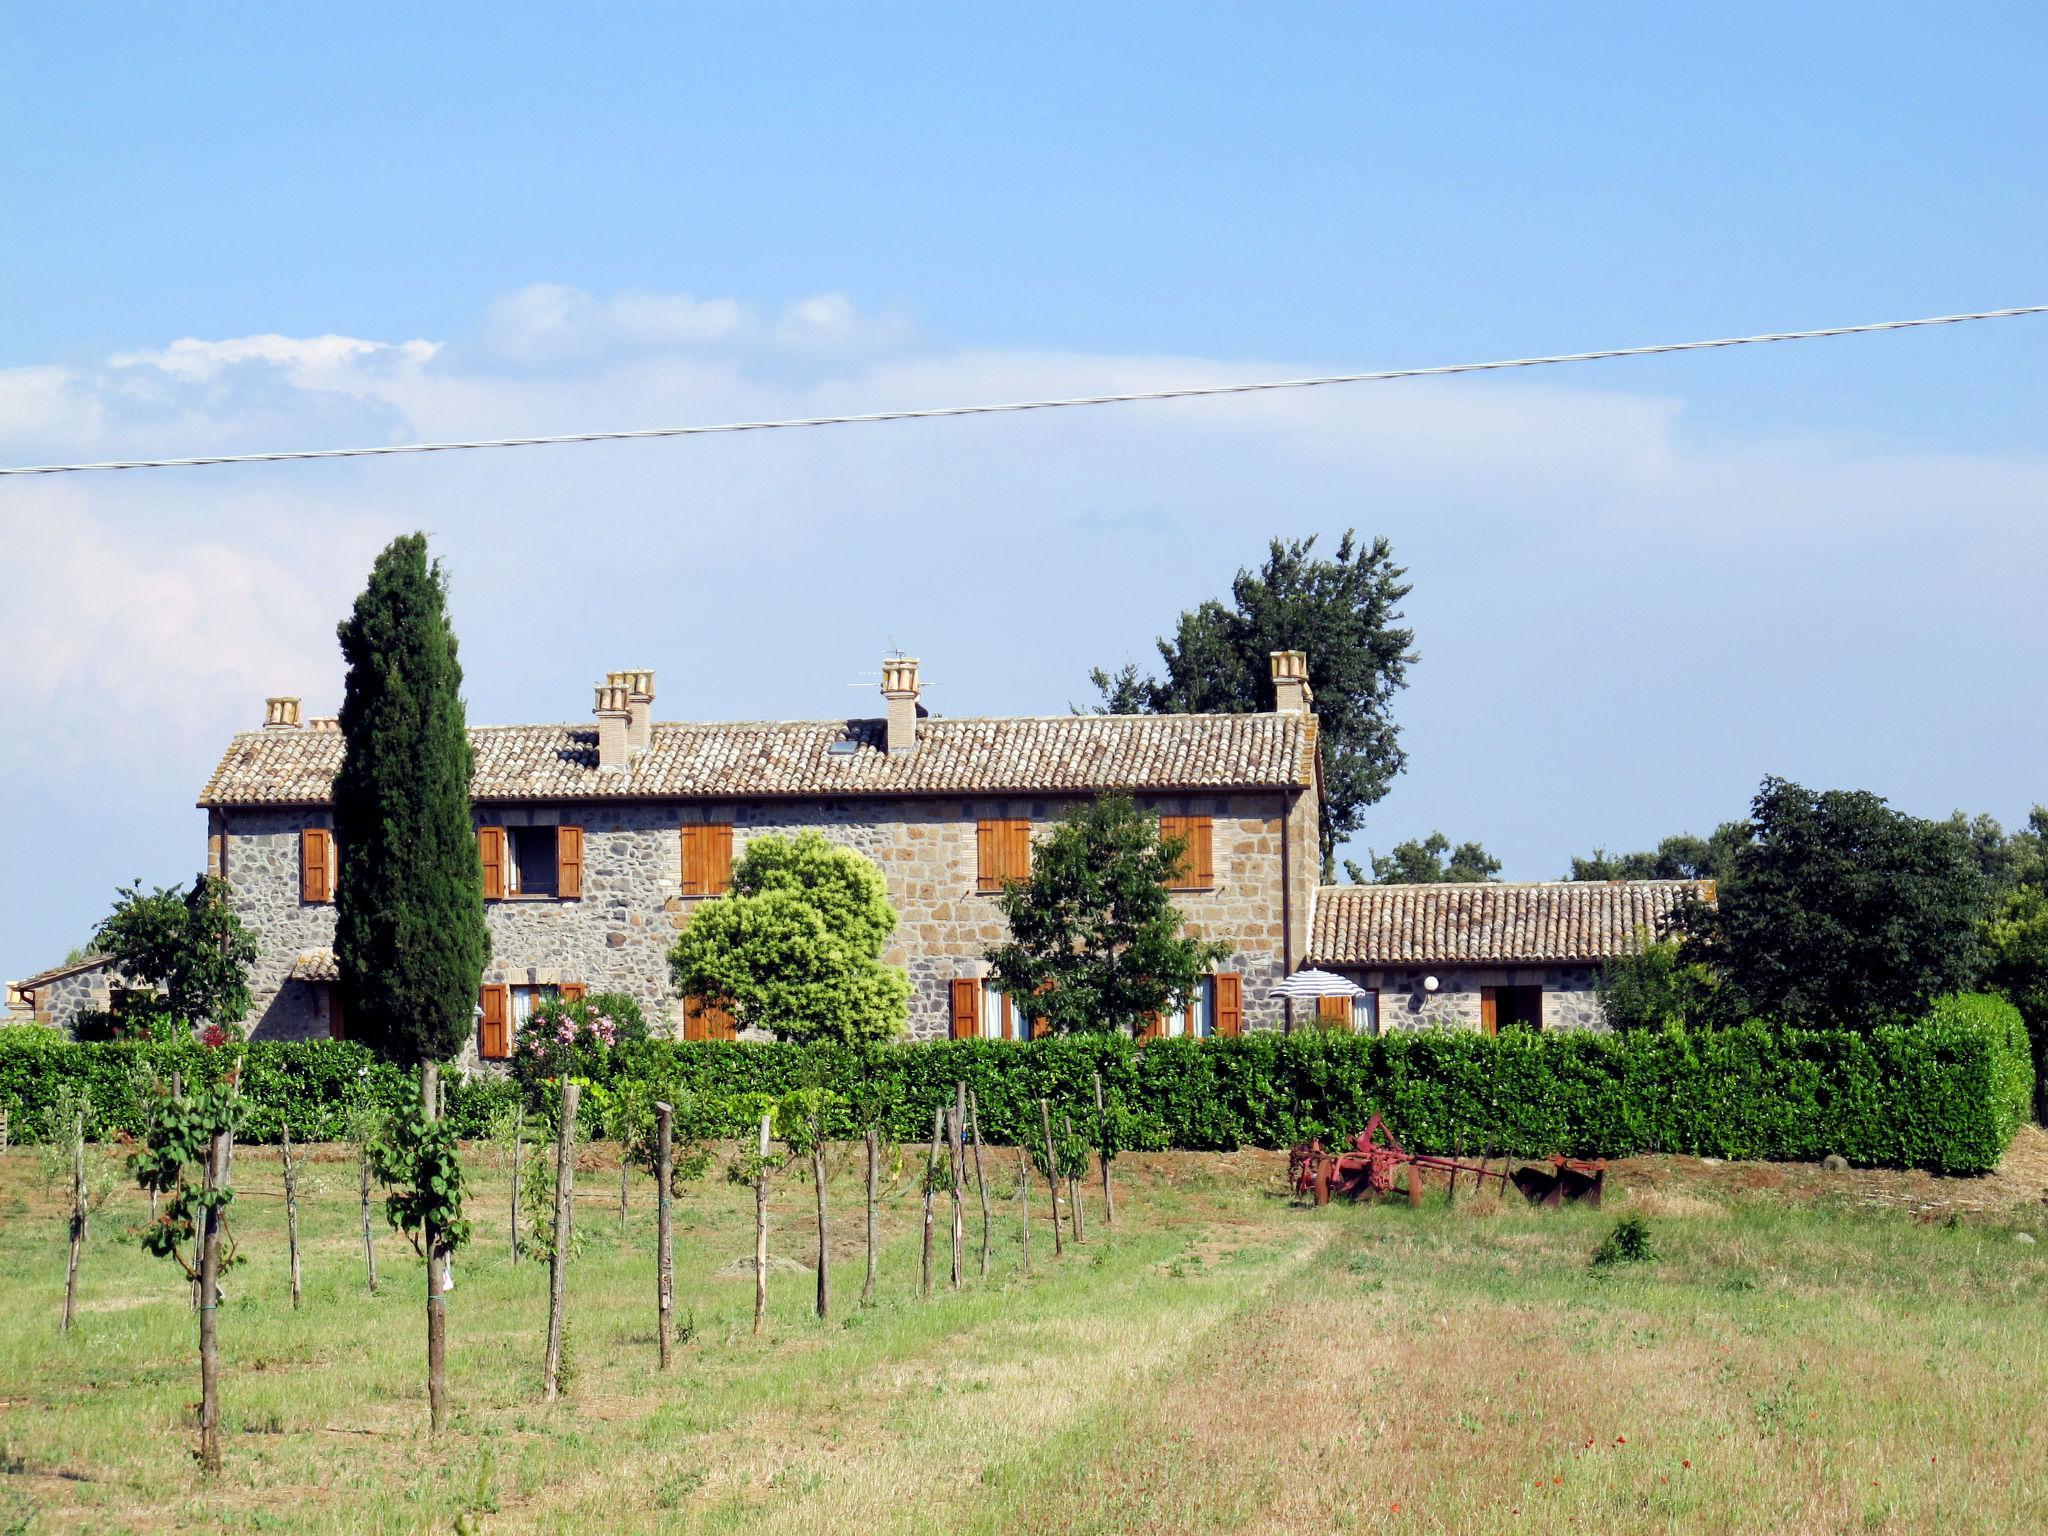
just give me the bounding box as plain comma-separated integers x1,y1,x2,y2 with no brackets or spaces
333,534,489,1064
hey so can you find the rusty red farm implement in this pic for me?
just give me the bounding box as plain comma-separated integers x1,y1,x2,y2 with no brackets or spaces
1288,1113,1606,1208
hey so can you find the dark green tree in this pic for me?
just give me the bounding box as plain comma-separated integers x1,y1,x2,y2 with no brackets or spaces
1983,887,2048,1120
1565,824,1747,882
1090,532,1414,874
1348,832,1500,885
1945,807,2048,902
94,874,257,1034
1669,777,1988,1030
332,534,489,1065
984,796,1232,1036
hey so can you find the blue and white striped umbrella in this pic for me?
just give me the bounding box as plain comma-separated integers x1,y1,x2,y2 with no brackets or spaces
1267,968,1365,1001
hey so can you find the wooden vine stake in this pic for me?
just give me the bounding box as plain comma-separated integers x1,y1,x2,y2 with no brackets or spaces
811,1103,831,1321
968,1089,991,1278
948,1085,966,1291
919,1105,942,1297
197,1105,234,1474
359,1139,379,1294
1014,1149,1033,1274
752,1110,771,1337
1038,1099,1064,1258
61,1110,85,1334
423,1063,452,1434
1093,1072,1116,1229
543,1080,579,1398
861,1124,880,1307
282,1123,303,1310
654,1102,674,1370
1064,1113,1086,1244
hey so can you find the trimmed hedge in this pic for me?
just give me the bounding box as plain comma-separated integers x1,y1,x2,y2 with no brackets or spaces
0,993,2029,1175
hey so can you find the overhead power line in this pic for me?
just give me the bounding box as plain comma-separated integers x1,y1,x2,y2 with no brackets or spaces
2,303,2041,479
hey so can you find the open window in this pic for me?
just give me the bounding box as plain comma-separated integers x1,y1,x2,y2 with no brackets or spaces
1480,984,1543,1034
478,824,583,900
1141,973,1242,1038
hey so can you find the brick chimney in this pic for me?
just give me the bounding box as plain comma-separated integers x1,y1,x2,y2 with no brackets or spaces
880,656,921,755
594,682,632,773
307,716,339,731
1269,651,1313,714
608,668,655,758
264,696,302,729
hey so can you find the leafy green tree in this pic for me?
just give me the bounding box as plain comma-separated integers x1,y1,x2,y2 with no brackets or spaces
1350,832,1500,885
1983,887,2048,1120
668,831,909,1045
1565,825,1747,882
1670,777,1988,1030
1594,934,1730,1030
1090,532,1414,874
1945,807,2048,901
985,795,1232,1035
94,875,257,1035
332,534,490,1066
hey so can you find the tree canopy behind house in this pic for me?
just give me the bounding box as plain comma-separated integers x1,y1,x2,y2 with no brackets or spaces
668,830,909,1045
1564,824,1748,882
332,533,490,1066
1345,832,1500,886
985,795,1232,1036
1669,776,1986,1030
94,874,257,1035
1089,532,1414,876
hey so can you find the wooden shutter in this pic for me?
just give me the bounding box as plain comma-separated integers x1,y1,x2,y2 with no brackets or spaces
300,828,334,903
1317,994,1351,1028
1005,820,1030,883
479,984,510,1059
478,826,506,902
976,821,1000,892
1214,973,1242,1037
559,981,586,1004
326,985,345,1041
681,824,734,896
682,994,736,1041
950,979,981,1039
556,826,584,900
1159,815,1211,888
1139,1011,1163,1040
1479,986,1498,1036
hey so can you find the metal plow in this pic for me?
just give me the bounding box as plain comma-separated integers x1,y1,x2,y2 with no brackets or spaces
1288,1113,1606,1209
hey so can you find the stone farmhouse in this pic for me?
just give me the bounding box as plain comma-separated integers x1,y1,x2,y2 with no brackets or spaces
6,650,1704,1050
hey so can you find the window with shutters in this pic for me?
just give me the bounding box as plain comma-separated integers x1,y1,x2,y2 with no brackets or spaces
681,824,734,897
1314,990,1379,1033
682,994,738,1041
975,980,1038,1040
975,819,1031,893
1481,984,1542,1033
1158,815,1215,890
505,826,558,898
511,983,560,1026
1143,973,1241,1038
300,828,335,904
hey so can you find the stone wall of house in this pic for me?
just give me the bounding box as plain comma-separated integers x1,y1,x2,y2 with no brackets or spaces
218,788,1313,1052
1338,965,1608,1033
18,961,121,1034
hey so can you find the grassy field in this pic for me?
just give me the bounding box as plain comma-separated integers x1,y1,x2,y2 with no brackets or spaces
2,1130,2046,1535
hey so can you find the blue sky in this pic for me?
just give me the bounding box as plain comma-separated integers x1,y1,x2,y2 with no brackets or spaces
2,4,2044,984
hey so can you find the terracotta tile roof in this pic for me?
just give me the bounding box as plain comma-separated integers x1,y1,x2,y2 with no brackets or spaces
288,950,339,983
1307,880,1710,967
11,953,114,991
198,713,1315,807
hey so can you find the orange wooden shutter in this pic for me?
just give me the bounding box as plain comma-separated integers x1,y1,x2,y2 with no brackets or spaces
950,979,980,1039
1480,986,1498,1036
1317,994,1351,1027
556,826,584,900
1187,817,1213,888
479,984,510,1059
300,828,333,903
683,994,736,1041
559,982,586,1003
1158,814,1187,886
478,826,506,901
682,994,705,1040
976,821,999,892
1004,820,1030,883
1214,973,1242,1037
1139,1011,1163,1040
681,824,734,896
